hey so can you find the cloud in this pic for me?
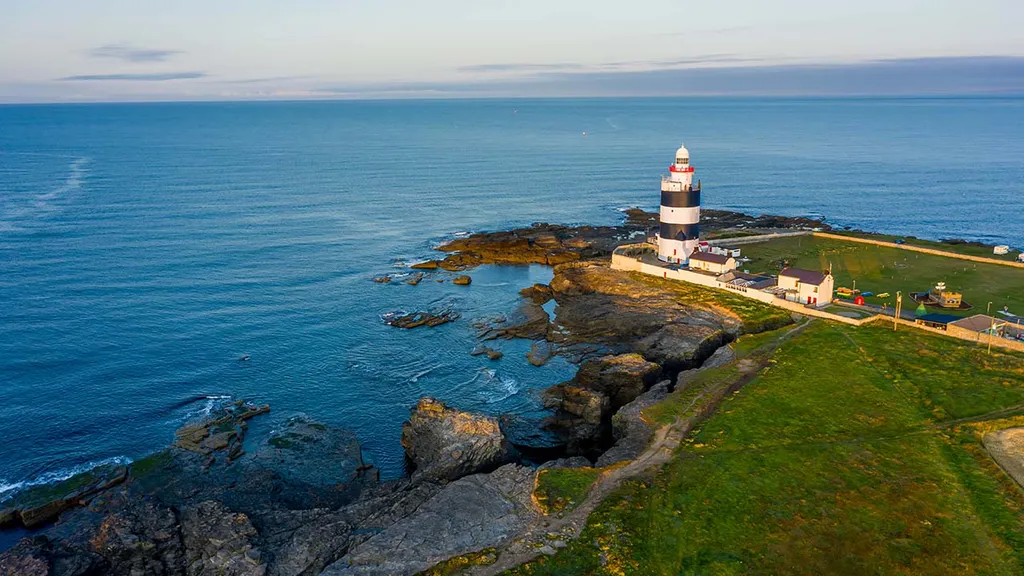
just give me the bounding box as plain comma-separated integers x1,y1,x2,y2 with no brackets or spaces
458,63,585,73
217,75,312,84
59,72,207,81
459,54,768,76
315,56,1024,98
88,44,183,63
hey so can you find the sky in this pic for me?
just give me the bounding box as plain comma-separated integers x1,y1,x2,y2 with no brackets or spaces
0,0,1022,102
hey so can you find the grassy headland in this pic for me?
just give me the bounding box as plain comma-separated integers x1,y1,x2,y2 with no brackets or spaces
508,322,1024,575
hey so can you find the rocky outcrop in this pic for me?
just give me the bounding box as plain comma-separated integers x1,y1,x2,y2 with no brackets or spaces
596,380,671,467
519,283,554,304
574,353,661,410
384,309,460,329
322,464,538,576
181,501,265,576
1,462,129,530
452,275,472,285
544,262,747,371
541,385,609,455
401,398,515,482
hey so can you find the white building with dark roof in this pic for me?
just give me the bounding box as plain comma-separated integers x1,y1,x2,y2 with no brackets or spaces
778,267,834,307
689,251,737,274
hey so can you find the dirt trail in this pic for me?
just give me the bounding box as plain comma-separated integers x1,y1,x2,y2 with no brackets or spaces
471,320,811,575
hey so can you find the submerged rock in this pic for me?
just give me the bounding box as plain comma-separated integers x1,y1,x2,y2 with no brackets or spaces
526,341,554,367
470,345,503,360
384,310,460,329
405,273,424,286
400,398,515,482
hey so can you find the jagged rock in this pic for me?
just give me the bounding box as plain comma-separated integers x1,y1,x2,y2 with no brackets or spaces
452,275,472,286
400,398,515,482
89,497,185,575
0,507,15,528
410,260,440,270
322,465,538,576
258,509,352,576
372,275,392,284
700,344,737,370
181,501,265,576
574,353,661,409
635,324,727,372
0,536,104,576
519,283,554,304
526,341,554,366
597,380,671,467
542,385,609,455
405,273,424,286
384,310,460,329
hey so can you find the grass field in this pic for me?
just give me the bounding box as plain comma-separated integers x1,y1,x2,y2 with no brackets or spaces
829,230,1022,262
507,322,1024,575
737,235,1024,317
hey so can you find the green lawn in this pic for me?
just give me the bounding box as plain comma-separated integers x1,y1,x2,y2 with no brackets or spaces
829,230,1022,262
507,322,1024,575
738,235,1024,317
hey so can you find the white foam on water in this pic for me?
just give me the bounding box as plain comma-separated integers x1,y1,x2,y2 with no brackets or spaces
476,369,521,404
410,364,441,383
0,455,132,503
0,156,89,231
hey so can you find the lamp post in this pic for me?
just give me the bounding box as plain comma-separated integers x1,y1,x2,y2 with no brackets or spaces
894,291,902,331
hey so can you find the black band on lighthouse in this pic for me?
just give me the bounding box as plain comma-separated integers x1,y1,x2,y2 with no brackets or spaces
660,189,700,207
660,223,700,240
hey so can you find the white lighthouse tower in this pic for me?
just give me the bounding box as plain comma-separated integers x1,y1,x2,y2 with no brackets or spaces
657,144,701,264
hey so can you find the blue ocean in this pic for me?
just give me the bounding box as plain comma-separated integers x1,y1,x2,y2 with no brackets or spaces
1,97,1022,502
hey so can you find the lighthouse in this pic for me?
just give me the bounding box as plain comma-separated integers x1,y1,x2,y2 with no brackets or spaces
657,144,701,264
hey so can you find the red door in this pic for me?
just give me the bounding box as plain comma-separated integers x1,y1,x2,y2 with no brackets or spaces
807,296,812,305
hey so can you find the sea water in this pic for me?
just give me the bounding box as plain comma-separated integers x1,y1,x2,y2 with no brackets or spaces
1,97,1022,503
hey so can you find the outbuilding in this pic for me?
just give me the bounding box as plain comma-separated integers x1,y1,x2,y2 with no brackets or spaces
778,267,834,307
689,251,737,274
915,313,962,330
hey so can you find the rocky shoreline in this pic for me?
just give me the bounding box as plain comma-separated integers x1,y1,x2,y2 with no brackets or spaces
0,207,814,575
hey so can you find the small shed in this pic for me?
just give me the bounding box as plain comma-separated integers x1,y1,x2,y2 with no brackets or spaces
915,313,962,330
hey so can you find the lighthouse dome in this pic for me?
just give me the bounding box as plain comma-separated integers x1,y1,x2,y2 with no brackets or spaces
675,144,690,163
